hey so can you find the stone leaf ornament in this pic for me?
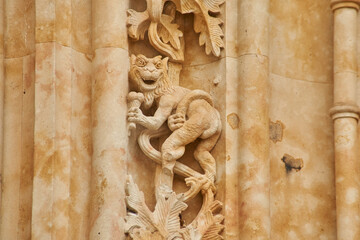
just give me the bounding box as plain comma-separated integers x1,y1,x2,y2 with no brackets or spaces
127,0,225,61
125,176,224,240
125,176,187,240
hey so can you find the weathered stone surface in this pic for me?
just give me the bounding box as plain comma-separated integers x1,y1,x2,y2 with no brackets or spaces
0,0,359,239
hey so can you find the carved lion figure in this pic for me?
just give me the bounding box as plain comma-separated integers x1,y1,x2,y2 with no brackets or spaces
127,54,221,193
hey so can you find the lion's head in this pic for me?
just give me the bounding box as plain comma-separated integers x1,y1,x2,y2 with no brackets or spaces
129,54,173,109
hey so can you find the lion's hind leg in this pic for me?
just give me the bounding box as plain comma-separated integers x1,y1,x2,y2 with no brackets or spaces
194,128,221,183
160,117,207,190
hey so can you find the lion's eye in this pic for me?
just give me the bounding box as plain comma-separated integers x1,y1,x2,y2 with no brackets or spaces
136,58,146,67
155,62,162,69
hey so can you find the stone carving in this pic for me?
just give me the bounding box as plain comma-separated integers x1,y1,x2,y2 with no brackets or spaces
125,54,224,239
125,1,226,238
127,0,225,61
125,176,224,240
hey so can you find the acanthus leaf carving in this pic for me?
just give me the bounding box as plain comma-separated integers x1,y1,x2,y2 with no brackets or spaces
194,14,224,57
195,206,225,240
127,0,225,61
152,193,187,238
158,14,183,50
125,176,224,240
173,0,224,14
125,175,157,233
173,0,225,57
125,176,188,240
127,9,150,41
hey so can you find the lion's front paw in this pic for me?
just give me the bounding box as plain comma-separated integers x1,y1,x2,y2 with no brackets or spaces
127,107,146,125
168,113,185,131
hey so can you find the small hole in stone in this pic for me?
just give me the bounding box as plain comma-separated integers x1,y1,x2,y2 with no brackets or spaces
281,154,303,173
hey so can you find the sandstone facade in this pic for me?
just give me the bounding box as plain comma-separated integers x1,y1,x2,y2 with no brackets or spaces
0,0,359,240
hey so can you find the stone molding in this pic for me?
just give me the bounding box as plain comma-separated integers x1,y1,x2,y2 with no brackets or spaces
329,104,360,120
331,0,360,11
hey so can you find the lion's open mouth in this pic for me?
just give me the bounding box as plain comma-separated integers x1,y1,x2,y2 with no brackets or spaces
142,78,156,85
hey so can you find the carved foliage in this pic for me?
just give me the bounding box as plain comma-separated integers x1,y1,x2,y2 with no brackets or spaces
125,176,224,240
127,0,225,61
125,176,187,239
174,0,225,56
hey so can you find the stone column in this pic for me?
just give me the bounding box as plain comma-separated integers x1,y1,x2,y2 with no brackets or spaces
0,1,35,239
32,0,73,237
237,0,270,239
330,1,360,239
89,1,129,239
32,1,92,239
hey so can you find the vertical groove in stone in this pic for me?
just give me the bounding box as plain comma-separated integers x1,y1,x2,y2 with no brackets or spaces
90,1,129,239
237,0,271,239
331,2,360,239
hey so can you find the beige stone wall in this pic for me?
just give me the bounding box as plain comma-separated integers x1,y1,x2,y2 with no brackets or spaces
269,1,336,239
0,0,93,239
0,0,359,239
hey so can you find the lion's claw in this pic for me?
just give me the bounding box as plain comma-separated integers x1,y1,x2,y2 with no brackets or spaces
168,113,186,131
184,175,216,200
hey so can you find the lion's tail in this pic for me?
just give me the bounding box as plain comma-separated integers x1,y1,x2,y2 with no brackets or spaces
138,125,202,179
176,90,214,116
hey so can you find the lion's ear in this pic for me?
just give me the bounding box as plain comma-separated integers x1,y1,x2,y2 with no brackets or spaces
162,57,169,69
130,54,137,65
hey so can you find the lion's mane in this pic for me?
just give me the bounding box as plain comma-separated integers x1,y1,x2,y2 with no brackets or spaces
130,55,174,109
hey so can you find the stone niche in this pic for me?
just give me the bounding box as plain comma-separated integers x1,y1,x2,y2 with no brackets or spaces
125,0,227,239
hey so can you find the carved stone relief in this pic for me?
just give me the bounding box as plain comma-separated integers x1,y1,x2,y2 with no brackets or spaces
127,0,225,62
125,1,225,239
